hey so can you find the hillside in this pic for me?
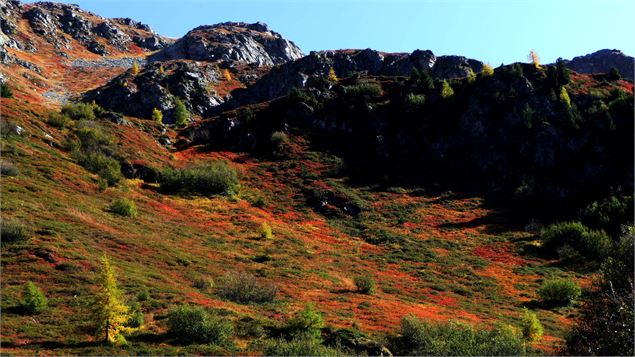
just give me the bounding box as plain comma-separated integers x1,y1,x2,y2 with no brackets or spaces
1,1,634,356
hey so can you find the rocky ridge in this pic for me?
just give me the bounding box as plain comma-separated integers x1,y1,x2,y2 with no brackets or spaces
1,0,171,60
563,49,634,80
226,49,484,108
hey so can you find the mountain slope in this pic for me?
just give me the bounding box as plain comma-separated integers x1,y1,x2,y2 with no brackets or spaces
1,1,633,355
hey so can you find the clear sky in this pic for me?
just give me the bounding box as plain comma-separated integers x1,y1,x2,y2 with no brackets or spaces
29,0,634,65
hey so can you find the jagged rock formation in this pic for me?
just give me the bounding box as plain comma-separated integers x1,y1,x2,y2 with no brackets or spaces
226,49,483,108
149,22,303,65
85,21,306,119
564,49,634,80
83,61,224,123
5,1,171,55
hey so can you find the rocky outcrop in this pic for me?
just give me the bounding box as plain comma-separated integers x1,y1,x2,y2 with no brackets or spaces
112,17,153,32
149,22,303,66
83,60,224,123
226,49,483,108
15,1,172,54
0,0,23,50
564,49,634,80
93,21,132,50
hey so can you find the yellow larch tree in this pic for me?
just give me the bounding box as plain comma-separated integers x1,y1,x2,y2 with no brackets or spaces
93,255,132,345
528,50,541,69
328,67,338,82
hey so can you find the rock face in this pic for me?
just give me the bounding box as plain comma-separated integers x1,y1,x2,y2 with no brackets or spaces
13,1,172,54
149,22,304,66
83,61,224,123
227,49,483,108
564,49,634,80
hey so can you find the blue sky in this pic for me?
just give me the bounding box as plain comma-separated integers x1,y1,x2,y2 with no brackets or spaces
31,0,634,65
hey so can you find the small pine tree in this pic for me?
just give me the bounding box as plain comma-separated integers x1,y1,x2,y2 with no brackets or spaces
223,69,232,81
555,58,570,85
520,308,543,343
286,304,324,340
328,67,338,82
20,281,48,314
482,63,494,77
607,67,621,81
173,98,189,127
152,108,163,124
93,255,132,345
440,80,454,98
528,50,541,69
131,60,140,75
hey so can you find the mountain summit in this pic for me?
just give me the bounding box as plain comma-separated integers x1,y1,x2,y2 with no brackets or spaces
149,21,304,66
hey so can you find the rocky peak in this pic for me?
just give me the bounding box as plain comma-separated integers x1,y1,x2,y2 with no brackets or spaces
149,21,304,66
112,17,153,32
10,1,171,55
564,49,634,80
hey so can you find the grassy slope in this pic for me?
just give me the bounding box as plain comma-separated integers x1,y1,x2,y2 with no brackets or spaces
1,85,592,354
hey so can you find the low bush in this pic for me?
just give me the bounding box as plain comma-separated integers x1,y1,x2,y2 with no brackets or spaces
541,221,612,260
137,288,150,302
109,198,138,217
126,302,144,328
393,315,526,356
65,123,122,186
264,334,342,356
166,305,233,345
194,276,215,291
61,102,101,121
353,275,376,294
345,81,382,98
216,271,277,304
74,126,113,153
48,112,73,129
404,93,426,112
159,161,239,196
1,81,13,98
20,281,48,314
1,161,19,176
288,88,320,109
581,195,633,234
1,220,30,244
538,279,581,306
73,151,122,186
271,131,289,155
